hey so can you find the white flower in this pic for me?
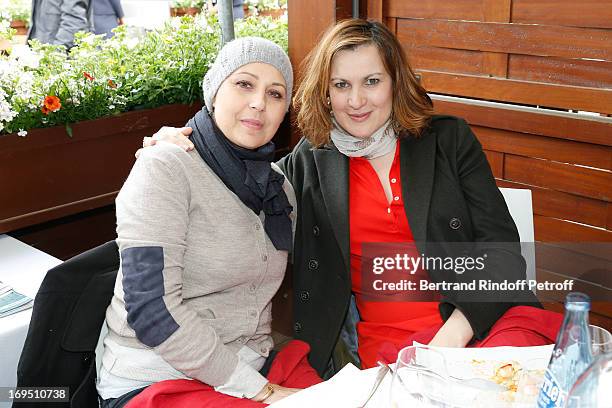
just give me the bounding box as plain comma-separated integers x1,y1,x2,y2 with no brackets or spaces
81,34,96,45
0,96,18,123
66,79,79,94
17,129,27,137
108,105,115,110
14,72,34,101
0,59,11,76
170,18,182,30
11,45,42,69
125,37,139,50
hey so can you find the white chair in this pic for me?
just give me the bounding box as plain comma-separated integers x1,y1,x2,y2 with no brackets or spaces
499,188,536,283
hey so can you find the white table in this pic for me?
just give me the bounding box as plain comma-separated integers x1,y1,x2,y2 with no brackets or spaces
0,235,62,408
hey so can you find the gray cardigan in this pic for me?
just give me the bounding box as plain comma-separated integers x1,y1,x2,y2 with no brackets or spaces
99,142,296,397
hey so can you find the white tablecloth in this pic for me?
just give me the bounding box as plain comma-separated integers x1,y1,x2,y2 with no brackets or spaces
0,235,61,407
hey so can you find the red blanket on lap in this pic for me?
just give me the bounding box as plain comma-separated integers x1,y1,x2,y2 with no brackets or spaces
125,340,322,408
378,306,563,364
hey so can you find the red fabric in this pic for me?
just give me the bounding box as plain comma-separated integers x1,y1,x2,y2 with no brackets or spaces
349,141,442,368
125,340,322,408
377,306,564,364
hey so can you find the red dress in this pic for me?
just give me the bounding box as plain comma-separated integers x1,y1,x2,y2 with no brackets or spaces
349,141,443,368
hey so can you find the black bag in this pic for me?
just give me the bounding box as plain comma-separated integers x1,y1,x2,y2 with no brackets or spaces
14,241,119,408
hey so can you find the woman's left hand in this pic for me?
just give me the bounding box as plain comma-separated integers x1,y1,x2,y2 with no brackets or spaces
262,384,301,403
428,308,474,347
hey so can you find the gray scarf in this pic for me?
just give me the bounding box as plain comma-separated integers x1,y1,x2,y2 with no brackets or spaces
330,118,397,159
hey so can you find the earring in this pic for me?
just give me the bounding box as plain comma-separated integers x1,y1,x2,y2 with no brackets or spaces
326,96,331,106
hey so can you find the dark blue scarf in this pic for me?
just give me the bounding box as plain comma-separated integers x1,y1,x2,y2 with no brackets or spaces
187,108,293,251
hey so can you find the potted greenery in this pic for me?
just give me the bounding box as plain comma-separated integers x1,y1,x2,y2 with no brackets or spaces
1,0,30,35
169,0,205,17
0,15,288,232
243,0,286,19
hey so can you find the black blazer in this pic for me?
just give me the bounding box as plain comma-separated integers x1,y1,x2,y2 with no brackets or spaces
278,115,540,374
15,241,119,408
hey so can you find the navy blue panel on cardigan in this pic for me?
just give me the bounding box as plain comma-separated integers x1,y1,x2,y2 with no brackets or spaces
121,246,179,347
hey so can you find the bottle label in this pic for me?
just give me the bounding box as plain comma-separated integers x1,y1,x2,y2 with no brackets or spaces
537,369,566,408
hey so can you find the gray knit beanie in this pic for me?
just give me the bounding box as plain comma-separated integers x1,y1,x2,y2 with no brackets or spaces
203,37,293,112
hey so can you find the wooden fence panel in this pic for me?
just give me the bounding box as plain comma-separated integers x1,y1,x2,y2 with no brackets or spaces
431,96,612,244
423,71,612,114
504,155,612,202
388,0,612,114
512,0,612,29
473,127,612,171
431,97,612,146
534,216,612,243
386,0,483,20
507,55,612,89
405,46,485,75
396,19,611,60
496,180,609,230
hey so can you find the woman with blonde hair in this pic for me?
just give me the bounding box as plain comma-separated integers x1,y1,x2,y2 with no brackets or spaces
145,19,554,377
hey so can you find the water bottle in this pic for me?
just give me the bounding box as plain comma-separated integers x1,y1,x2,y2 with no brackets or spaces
537,292,593,408
565,352,612,408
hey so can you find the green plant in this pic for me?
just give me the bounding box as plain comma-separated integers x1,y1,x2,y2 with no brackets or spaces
170,0,205,8
0,14,288,136
235,16,287,51
244,0,287,12
1,0,31,25
0,14,16,40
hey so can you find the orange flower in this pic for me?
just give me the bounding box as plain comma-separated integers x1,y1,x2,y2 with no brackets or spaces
41,105,50,115
83,71,95,81
107,79,117,88
43,95,61,112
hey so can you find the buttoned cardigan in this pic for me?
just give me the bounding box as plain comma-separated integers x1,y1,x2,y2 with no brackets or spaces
99,142,296,394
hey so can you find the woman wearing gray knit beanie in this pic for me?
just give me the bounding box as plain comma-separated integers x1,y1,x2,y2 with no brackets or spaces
97,37,320,408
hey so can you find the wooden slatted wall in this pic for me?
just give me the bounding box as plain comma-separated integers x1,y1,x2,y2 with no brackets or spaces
382,0,612,113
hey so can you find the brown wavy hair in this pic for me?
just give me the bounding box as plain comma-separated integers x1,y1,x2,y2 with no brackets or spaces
293,19,434,147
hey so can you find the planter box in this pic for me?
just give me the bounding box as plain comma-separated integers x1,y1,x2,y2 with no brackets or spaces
242,5,285,19
10,20,28,35
258,9,285,18
0,103,202,233
169,7,201,17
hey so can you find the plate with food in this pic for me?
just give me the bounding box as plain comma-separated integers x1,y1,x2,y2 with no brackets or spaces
412,342,553,407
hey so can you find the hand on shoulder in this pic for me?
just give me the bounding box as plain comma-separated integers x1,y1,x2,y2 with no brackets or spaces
135,126,194,158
